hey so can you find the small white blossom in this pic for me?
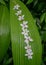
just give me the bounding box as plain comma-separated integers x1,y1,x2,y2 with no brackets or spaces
24,36,33,42
13,4,20,10
26,49,32,53
27,51,33,56
25,39,29,44
23,21,28,24
21,29,29,35
18,15,24,21
25,45,31,50
25,54,33,59
25,53,33,56
29,52,33,55
28,55,32,59
20,21,28,28
15,10,22,16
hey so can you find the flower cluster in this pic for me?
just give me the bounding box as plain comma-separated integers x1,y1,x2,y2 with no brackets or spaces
13,4,33,59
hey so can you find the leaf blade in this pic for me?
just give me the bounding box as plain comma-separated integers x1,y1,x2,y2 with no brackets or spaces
10,0,42,65
0,5,10,62
26,0,33,4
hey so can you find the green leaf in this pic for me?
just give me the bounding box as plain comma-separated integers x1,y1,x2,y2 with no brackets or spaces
45,13,46,23
0,5,10,62
43,24,46,30
0,0,5,5
40,13,46,23
41,31,46,42
26,0,33,4
10,0,42,65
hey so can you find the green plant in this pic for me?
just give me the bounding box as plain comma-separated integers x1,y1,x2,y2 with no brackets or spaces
0,0,46,65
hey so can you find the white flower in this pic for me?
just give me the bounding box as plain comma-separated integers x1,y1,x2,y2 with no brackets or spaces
25,53,33,59
26,49,32,53
28,55,32,59
28,52,33,55
24,36,33,42
25,39,29,44
25,51,33,59
13,4,20,10
18,15,24,21
21,29,29,35
25,52,33,56
25,45,31,50
15,10,22,16
20,21,28,28
27,51,33,56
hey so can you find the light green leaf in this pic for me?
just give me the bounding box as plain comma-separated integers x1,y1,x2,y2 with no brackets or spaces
0,5,10,62
26,0,33,4
10,0,42,65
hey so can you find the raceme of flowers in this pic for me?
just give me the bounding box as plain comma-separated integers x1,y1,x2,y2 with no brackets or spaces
13,4,33,59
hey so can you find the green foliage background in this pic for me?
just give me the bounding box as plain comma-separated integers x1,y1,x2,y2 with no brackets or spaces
0,0,46,65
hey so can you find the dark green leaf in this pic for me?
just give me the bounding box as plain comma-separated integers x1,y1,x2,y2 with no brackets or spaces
40,13,46,23
41,31,46,41
26,0,33,4
45,13,46,23
0,5,10,62
43,24,46,31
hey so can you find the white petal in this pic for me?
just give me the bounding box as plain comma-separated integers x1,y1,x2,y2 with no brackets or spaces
25,46,28,49
24,33,28,36
25,44,29,50
13,4,20,10
27,45,31,49
18,15,24,21
23,21,28,25
20,21,28,28
25,39,29,44
17,10,22,14
21,30,29,36
15,10,22,16
22,27,25,31
20,24,27,28
22,29,29,34
25,29,29,33
29,38,33,42
21,27,28,32
24,35,29,39
30,52,33,55
28,56,32,59
28,52,33,55
22,15,25,18
16,4,20,7
28,36,33,41
21,32,24,35
26,49,32,53
18,16,22,21
20,24,23,27
24,36,33,42
24,35,28,39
